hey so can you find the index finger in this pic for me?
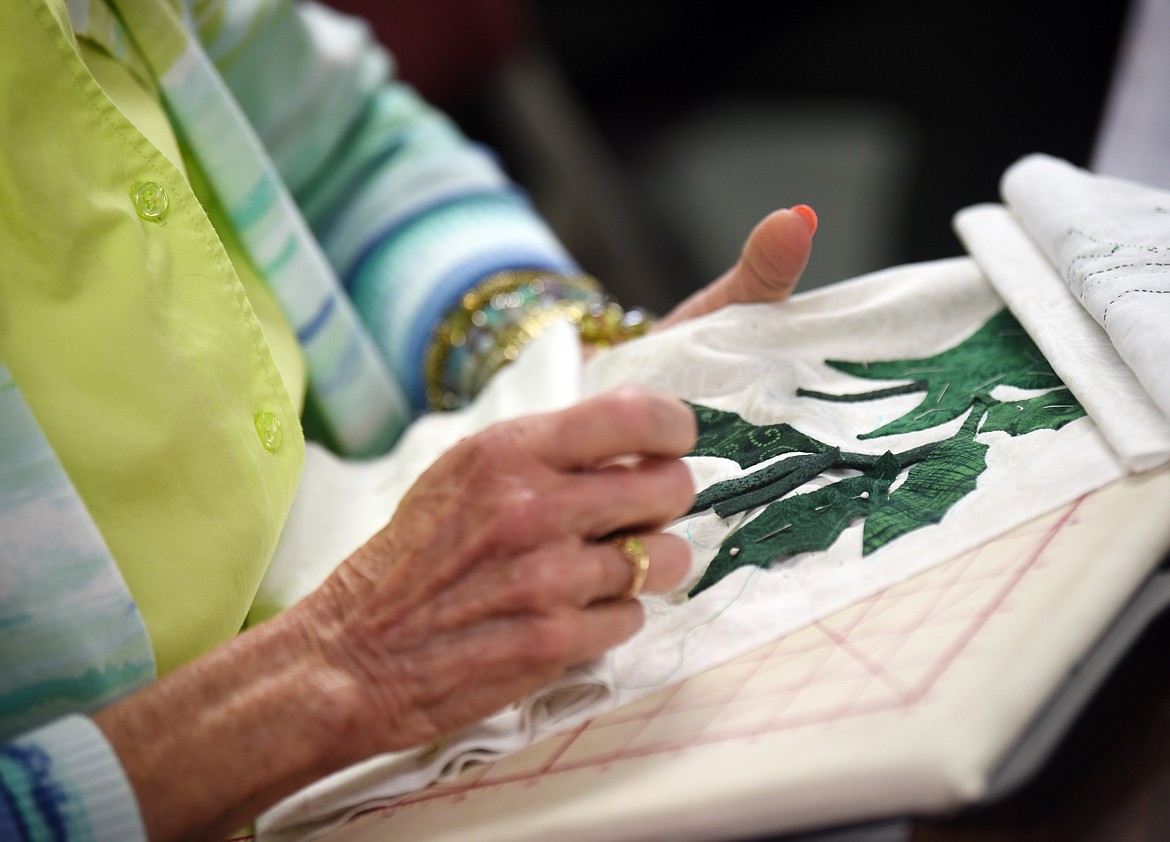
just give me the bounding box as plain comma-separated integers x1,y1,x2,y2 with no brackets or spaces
520,387,697,470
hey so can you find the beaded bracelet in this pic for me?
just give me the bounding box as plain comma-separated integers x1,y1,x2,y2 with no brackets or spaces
423,269,654,411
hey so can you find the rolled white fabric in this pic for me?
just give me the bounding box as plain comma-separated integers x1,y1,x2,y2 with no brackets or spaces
999,154,1170,433
954,201,1170,471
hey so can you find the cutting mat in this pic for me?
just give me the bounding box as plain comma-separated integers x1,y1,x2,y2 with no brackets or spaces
305,466,1170,842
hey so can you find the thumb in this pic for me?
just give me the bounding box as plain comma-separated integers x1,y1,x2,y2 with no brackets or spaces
657,205,817,329
731,204,817,304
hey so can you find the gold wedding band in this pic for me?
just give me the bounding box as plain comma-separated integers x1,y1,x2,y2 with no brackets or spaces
612,536,650,600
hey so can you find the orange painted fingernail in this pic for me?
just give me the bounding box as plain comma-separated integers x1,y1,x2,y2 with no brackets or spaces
790,204,818,235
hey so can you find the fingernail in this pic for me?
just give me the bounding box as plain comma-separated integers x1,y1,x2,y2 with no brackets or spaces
790,204,818,235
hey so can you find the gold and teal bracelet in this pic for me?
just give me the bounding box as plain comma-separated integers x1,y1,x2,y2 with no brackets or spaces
423,269,654,411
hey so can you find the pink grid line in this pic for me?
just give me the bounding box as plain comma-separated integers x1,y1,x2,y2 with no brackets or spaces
382,495,1086,811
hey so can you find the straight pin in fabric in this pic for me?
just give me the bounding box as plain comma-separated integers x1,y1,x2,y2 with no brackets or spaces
975,374,1006,392
914,408,951,421
754,524,792,543
936,383,949,404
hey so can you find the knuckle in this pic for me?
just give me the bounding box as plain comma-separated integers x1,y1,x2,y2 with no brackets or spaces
464,416,544,473
663,458,696,508
634,459,695,522
620,600,646,636
657,531,690,561
459,426,509,474
520,613,578,666
452,431,549,551
655,535,693,587
485,412,547,459
598,602,644,649
482,488,542,550
600,386,654,428
506,552,561,609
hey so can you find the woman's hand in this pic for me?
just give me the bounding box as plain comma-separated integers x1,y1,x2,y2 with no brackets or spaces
656,205,817,329
296,386,696,752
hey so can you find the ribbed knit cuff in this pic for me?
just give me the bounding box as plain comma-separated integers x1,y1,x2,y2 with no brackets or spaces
14,715,147,842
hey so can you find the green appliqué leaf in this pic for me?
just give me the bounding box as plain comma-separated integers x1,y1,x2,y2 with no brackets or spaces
797,310,1061,438
689,453,901,597
688,403,831,467
979,388,1086,436
689,449,841,517
861,411,988,554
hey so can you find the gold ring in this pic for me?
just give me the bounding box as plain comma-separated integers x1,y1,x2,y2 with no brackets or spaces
612,536,650,600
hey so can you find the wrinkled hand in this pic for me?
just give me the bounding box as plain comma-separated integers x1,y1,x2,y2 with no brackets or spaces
298,388,696,752
656,205,817,329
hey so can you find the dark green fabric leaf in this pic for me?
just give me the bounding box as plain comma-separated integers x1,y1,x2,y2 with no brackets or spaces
980,388,1086,436
861,415,988,554
797,310,1063,439
690,453,900,597
690,449,840,517
710,449,841,518
687,403,830,467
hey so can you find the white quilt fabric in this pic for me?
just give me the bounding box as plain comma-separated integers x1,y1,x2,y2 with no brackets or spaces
955,154,1170,470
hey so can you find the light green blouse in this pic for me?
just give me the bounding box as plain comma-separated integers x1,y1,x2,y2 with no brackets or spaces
2,0,303,674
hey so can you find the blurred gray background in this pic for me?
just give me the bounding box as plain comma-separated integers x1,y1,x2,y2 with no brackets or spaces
326,0,1130,312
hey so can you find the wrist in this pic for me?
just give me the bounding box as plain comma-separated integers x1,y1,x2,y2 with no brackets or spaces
422,269,654,411
93,612,367,841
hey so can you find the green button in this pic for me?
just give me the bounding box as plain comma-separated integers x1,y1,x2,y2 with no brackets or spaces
254,411,283,454
132,181,169,222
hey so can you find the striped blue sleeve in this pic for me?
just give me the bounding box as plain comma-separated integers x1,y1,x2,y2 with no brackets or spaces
0,716,146,842
0,370,153,839
199,0,578,410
